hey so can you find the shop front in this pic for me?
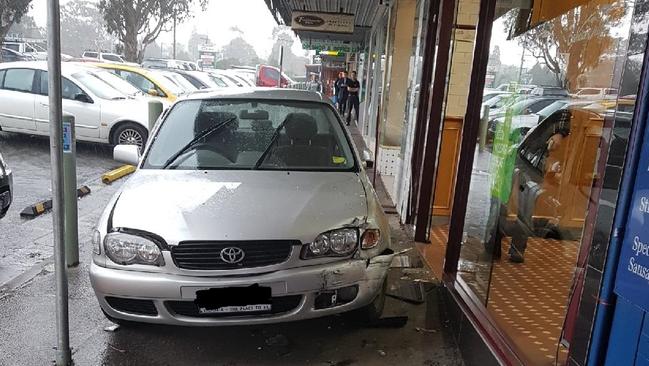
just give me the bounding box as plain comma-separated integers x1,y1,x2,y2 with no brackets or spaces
413,0,649,365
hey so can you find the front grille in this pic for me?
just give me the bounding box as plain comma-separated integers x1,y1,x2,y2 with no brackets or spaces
165,295,302,318
170,240,296,270
105,297,158,316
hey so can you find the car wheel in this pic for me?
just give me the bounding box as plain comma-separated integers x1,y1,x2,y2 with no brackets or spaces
354,277,388,323
112,123,147,150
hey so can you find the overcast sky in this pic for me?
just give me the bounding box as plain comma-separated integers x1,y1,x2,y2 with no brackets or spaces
30,0,302,59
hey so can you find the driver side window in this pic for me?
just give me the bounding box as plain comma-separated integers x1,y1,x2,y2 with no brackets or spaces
38,71,84,100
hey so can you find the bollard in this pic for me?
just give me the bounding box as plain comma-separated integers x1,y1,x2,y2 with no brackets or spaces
148,99,163,132
478,104,489,152
62,114,79,267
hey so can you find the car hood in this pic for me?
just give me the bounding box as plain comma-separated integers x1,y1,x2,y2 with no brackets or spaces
110,170,368,244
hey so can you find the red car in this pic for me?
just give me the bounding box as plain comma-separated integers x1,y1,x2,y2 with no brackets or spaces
256,65,293,88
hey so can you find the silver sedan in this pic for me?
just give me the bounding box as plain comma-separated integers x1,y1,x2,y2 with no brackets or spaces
90,88,394,326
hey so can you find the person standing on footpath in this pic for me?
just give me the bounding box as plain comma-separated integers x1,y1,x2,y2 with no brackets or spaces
346,71,360,126
335,71,349,115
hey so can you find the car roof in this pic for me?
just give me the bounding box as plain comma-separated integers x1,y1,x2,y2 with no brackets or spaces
185,88,328,103
0,60,92,76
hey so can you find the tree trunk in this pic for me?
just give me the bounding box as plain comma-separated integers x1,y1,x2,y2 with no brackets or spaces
123,29,138,62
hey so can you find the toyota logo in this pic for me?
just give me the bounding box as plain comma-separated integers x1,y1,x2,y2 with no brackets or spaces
220,247,245,264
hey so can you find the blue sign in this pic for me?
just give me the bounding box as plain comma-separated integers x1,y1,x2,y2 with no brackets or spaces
62,122,72,153
615,119,649,312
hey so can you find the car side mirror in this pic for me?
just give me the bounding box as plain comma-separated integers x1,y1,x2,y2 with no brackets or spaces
74,93,92,103
362,150,374,169
113,144,140,166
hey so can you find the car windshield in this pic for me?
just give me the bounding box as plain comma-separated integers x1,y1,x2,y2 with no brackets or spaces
72,72,126,100
168,73,198,92
87,69,142,97
150,71,185,95
143,99,357,171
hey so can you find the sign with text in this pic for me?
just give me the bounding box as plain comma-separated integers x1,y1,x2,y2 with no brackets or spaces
615,118,649,312
291,11,355,34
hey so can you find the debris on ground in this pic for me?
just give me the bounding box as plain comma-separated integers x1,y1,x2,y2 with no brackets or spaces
377,350,387,357
103,324,120,332
107,343,126,353
387,279,436,304
326,359,356,366
415,327,438,333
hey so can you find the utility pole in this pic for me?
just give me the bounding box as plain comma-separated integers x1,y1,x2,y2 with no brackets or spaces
172,9,177,59
47,0,72,364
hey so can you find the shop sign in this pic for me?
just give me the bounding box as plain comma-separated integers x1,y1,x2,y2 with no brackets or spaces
614,120,649,312
301,40,362,53
291,11,355,34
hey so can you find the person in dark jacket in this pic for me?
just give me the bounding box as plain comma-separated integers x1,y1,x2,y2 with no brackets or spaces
346,71,360,125
335,71,349,115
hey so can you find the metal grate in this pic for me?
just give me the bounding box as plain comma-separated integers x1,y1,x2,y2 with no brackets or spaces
170,240,297,270
165,295,302,318
105,297,158,316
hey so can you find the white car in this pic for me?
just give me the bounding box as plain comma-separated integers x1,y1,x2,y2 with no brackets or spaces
207,70,243,88
90,89,393,326
0,62,150,148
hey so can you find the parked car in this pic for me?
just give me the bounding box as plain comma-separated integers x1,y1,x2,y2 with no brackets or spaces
90,88,394,326
151,69,198,94
220,69,255,87
529,86,570,97
82,51,126,64
95,63,184,102
171,70,232,89
0,151,12,219
142,58,185,70
256,64,294,87
1,47,30,62
510,106,603,240
483,90,511,103
487,96,566,141
0,62,150,148
572,87,618,100
206,70,245,88
3,41,47,60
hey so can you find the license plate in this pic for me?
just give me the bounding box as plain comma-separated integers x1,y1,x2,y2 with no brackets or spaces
198,304,272,314
194,284,272,314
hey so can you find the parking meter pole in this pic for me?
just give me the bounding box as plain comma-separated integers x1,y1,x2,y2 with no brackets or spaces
277,46,284,88
479,104,489,152
148,100,163,131
63,115,79,267
47,0,72,364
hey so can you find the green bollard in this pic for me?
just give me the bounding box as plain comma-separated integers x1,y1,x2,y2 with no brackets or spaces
148,99,164,132
62,114,79,267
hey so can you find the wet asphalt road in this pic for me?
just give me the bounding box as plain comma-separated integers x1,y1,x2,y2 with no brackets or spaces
0,131,121,285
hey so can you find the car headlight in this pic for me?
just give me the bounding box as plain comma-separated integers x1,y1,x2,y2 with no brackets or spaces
302,228,358,259
361,229,381,249
104,232,165,266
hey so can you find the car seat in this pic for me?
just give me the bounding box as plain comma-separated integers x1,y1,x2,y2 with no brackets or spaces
271,113,330,168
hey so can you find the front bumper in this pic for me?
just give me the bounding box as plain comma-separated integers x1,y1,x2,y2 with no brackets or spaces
90,253,393,326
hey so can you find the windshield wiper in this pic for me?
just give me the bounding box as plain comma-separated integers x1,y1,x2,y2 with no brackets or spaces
253,118,290,169
161,116,238,169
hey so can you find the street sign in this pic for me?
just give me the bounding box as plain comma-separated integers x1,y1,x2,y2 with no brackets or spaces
291,11,355,34
614,117,649,312
62,121,72,153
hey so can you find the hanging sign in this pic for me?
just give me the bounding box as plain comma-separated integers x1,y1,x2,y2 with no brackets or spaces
291,11,355,34
614,117,649,312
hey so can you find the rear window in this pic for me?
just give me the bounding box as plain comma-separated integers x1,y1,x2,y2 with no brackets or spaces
84,52,98,58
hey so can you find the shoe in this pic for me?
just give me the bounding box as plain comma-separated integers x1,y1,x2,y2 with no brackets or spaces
509,253,524,263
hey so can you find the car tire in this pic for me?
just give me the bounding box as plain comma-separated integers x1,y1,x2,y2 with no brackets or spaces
354,277,388,323
111,122,148,150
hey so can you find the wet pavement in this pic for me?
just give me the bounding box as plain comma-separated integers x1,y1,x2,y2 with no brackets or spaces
0,131,122,287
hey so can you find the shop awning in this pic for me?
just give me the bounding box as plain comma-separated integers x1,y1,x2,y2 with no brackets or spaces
264,0,387,52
